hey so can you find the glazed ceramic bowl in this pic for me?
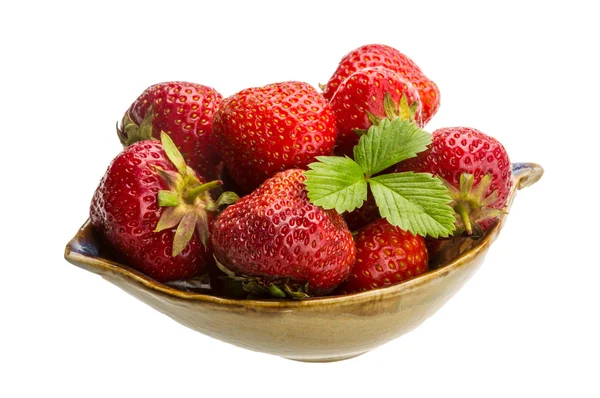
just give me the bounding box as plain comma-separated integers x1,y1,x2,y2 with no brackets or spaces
65,162,543,362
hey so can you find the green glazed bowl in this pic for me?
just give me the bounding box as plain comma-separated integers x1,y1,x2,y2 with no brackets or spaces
64,162,543,362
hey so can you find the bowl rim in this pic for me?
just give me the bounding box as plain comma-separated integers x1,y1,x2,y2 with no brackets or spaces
64,162,543,309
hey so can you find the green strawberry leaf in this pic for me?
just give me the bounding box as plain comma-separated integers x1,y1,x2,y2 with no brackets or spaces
215,191,240,208
161,131,188,176
353,118,431,177
155,206,186,232
119,104,155,147
304,115,454,238
305,156,368,213
398,93,411,120
383,92,399,119
369,172,455,237
172,211,197,256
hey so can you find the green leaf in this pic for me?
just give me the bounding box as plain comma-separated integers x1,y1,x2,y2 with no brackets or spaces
366,110,382,126
383,92,398,119
304,156,368,213
369,172,455,238
215,191,240,208
268,284,286,298
155,206,186,232
283,283,310,299
242,280,268,295
172,211,197,256
155,167,182,188
119,105,154,146
195,209,209,247
398,93,411,120
409,101,418,119
138,104,155,140
160,131,187,176
214,256,244,280
354,118,431,177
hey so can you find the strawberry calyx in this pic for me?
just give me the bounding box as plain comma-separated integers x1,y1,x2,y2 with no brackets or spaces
155,132,239,256
117,104,155,147
443,173,505,237
214,257,310,299
356,93,419,136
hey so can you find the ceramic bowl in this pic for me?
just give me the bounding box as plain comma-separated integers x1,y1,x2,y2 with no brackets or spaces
64,162,543,362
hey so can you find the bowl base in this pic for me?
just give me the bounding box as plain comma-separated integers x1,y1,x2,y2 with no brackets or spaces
284,351,367,363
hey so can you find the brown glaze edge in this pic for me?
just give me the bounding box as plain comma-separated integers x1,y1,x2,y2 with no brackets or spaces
64,162,543,310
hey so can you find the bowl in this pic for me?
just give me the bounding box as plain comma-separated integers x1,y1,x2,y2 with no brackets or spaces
64,162,543,362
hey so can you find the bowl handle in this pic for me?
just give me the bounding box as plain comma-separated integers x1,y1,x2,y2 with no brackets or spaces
512,162,544,190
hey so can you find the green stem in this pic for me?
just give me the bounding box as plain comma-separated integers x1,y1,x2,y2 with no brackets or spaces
456,203,473,235
184,180,222,203
158,190,181,207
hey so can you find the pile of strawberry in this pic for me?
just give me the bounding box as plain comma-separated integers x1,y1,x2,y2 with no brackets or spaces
90,44,512,298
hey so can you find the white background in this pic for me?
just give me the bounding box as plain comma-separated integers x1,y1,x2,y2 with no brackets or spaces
1,1,598,397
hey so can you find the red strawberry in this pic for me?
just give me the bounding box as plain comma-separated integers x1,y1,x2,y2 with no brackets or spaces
396,127,512,234
329,67,424,157
338,219,428,294
90,133,222,282
117,81,223,180
211,169,356,297
322,44,440,124
213,81,337,193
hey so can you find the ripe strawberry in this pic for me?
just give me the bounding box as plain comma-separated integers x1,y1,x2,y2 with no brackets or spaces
90,133,222,282
213,81,337,193
329,67,424,157
322,44,440,124
117,81,223,179
396,127,512,234
211,169,356,297
338,219,428,294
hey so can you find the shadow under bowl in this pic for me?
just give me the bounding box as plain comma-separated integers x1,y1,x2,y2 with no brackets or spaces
65,162,543,362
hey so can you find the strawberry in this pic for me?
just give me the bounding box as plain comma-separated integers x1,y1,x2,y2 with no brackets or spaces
338,219,428,294
322,44,440,125
213,81,337,193
329,67,424,157
211,169,356,297
117,81,223,180
396,127,512,234
90,133,226,282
